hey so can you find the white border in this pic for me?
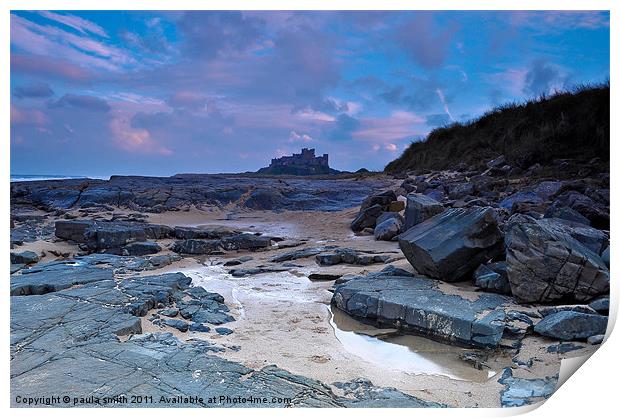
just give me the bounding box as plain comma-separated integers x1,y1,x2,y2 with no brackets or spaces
2,1,617,417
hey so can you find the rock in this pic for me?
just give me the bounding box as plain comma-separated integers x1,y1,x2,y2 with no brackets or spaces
171,239,222,255
587,334,604,345
498,368,557,407
189,323,211,332
331,271,510,348
54,219,93,242
359,190,397,211
545,206,590,226
228,267,288,277
223,255,253,266
589,297,609,315
547,190,609,230
388,200,405,212
315,248,389,267
537,218,608,255
534,311,608,341
538,305,599,317
159,308,179,317
547,343,585,354
269,246,337,263
351,204,383,232
398,207,503,282
505,214,609,303
374,217,402,241
122,241,161,256
220,233,272,251
487,155,506,168
10,250,39,265
473,262,511,295
308,272,343,281
376,211,403,226
403,194,445,230
499,181,563,214
163,319,189,332
10,262,114,296
423,188,445,202
446,182,474,200
174,226,239,240
215,327,233,335
601,246,610,268
316,253,342,266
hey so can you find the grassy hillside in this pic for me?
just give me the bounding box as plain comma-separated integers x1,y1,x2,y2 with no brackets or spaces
385,84,610,174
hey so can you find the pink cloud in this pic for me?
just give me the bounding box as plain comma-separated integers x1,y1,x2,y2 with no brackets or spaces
11,53,92,82
11,105,49,126
109,111,172,156
353,110,426,143
37,11,109,38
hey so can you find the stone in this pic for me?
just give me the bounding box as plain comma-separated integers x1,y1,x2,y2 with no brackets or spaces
189,323,211,332
498,368,557,407
388,200,405,212
601,246,610,268
446,182,474,200
473,261,511,295
54,219,93,242
359,190,397,211
374,217,402,241
163,319,189,332
487,155,506,168
159,308,179,317
10,262,114,296
171,239,222,255
350,204,383,232
220,233,272,251
533,311,608,341
223,255,253,266
215,327,233,335
403,194,444,230
589,297,609,315
505,214,609,303
331,270,510,348
122,241,161,256
537,218,608,255
174,226,239,240
587,334,604,345
398,207,503,282
10,250,39,265
545,206,590,226
308,273,343,281
376,211,403,226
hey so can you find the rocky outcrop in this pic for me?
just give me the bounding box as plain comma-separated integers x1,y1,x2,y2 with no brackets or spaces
533,311,608,341
315,248,390,266
10,250,39,265
505,214,609,303
403,193,444,230
331,268,510,348
398,207,503,282
171,239,222,255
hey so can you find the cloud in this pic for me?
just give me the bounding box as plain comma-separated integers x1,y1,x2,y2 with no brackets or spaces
13,82,54,99
523,60,567,96
289,131,313,143
178,11,265,59
168,91,208,111
396,13,458,69
327,113,360,141
109,112,172,156
435,88,454,121
52,94,111,112
37,11,109,38
11,53,93,83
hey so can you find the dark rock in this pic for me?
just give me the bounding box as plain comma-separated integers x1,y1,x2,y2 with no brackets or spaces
545,206,590,226
505,214,609,303
376,211,403,226
159,308,179,317
487,155,506,168
220,233,272,251
308,272,343,281
10,262,113,296
189,323,211,332
171,239,222,255
122,241,161,256
54,219,93,242
537,218,608,255
223,255,253,266
534,311,608,341
359,190,397,211
547,190,609,230
587,334,604,345
351,204,383,232
403,193,444,230
215,327,233,335
10,250,39,265
547,343,585,354
473,262,511,295
174,226,239,240
446,182,474,200
269,246,337,263
374,217,402,241
163,319,189,332
601,246,610,268
498,368,556,407
398,207,503,282
539,305,598,317
589,297,609,315
332,273,509,348
499,181,563,214
228,266,288,277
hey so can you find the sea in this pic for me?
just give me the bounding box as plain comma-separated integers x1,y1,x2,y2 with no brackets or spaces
10,174,109,182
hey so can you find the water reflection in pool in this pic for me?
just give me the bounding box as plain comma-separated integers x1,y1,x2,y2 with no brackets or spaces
329,306,498,382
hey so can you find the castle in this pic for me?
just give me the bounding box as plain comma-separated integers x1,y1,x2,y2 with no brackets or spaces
258,148,333,175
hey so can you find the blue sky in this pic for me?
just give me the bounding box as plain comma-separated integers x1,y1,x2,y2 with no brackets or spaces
10,10,610,176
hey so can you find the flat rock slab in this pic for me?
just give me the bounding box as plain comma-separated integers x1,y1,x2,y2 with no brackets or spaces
332,271,511,348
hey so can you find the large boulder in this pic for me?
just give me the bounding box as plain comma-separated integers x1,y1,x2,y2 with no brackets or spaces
403,194,444,230
534,311,608,341
374,217,402,241
10,250,40,265
220,233,272,251
398,207,503,282
122,241,161,256
359,190,397,211
55,220,94,242
505,214,609,303
351,204,383,232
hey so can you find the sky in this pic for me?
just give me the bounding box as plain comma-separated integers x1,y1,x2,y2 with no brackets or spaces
10,10,610,176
